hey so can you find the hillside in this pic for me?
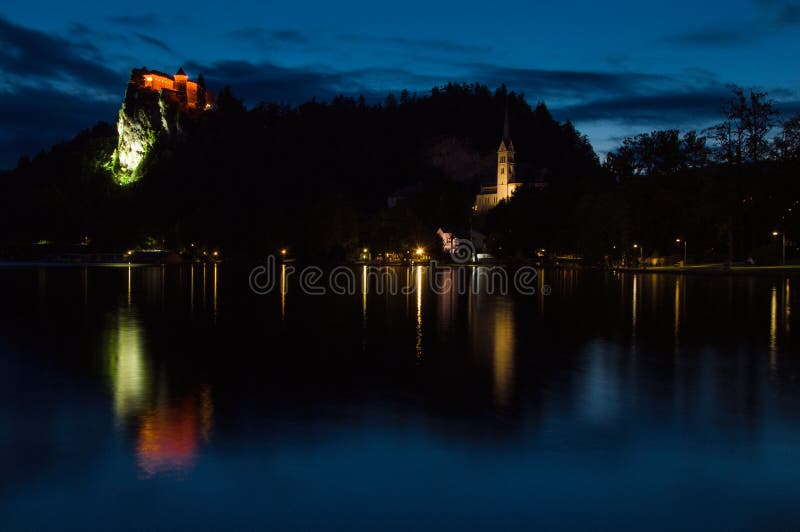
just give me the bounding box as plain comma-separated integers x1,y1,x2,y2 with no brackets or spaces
0,82,604,260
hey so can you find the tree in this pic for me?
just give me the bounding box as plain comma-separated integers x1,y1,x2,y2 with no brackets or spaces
713,86,778,164
774,113,800,161
196,73,207,110
604,129,709,180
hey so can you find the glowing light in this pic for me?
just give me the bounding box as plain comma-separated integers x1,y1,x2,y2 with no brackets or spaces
773,231,780,237
415,247,424,256
770,285,778,368
633,244,639,248
416,266,423,359
280,249,287,256
108,311,150,421
137,400,198,477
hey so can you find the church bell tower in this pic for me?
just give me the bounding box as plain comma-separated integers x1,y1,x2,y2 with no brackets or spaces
496,107,515,201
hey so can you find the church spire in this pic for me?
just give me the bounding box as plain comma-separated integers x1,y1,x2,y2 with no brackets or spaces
503,104,510,143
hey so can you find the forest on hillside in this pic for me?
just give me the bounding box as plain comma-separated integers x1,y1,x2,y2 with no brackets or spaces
1,82,800,264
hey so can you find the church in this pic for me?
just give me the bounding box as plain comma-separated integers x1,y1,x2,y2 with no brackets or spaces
474,110,524,213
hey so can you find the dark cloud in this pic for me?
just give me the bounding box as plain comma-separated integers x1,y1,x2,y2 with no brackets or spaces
184,59,442,104
134,33,172,53
225,27,309,49
661,28,753,47
662,0,800,48
0,16,123,92
107,14,160,27
753,0,800,25
775,2,800,25
552,88,731,124
468,65,671,100
185,60,346,103
337,34,488,55
67,22,128,45
0,87,118,169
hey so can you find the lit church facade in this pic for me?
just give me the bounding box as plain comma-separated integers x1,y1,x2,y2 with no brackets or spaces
474,113,523,213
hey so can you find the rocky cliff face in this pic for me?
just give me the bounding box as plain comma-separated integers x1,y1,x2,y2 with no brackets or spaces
113,69,182,185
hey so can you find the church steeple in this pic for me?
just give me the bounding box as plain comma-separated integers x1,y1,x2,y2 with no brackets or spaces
496,104,515,198
503,105,510,144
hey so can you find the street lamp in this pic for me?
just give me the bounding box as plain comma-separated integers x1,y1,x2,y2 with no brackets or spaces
633,243,643,264
675,238,687,266
772,231,786,265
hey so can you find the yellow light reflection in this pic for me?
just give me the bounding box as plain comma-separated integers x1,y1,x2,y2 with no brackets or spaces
189,264,195,314
492,301,514,407
674,276,681,346
785,278,791,335
199,384,214,442
632,274,638,335
362,264,368,324
213,263,218,320
770,284,777,369
108,311,150,421
280,263,286,320
416,265,423,360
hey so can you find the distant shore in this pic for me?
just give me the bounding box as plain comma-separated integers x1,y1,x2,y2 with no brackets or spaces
608,263,800,276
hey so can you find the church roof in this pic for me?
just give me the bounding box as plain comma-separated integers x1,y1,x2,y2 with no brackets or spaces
498,139,515,151
175,67,187,76
498,106,514,151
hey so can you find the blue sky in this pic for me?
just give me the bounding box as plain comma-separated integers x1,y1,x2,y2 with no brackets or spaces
1,0,800,167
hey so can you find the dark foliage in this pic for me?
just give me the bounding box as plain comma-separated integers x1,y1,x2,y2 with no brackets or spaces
0,83,604,260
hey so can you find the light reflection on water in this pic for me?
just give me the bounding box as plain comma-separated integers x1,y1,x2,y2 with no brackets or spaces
106,267,216,478
4,265,800,528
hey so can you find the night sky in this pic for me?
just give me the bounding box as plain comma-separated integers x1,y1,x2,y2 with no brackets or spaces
2,0,799,168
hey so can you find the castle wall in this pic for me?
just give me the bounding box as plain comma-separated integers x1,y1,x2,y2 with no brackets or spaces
144,74,175,92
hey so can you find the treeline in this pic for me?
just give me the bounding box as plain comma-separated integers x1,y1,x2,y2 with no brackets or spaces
0,83,602,261
597,86,800,264
2,82,798,264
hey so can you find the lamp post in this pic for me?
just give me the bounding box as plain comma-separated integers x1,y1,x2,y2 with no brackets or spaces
675,238,687,266
773,231,786,265
633,244,643,266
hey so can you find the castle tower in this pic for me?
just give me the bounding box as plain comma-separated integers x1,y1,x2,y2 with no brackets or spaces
174,67,188,106
496,107,515,201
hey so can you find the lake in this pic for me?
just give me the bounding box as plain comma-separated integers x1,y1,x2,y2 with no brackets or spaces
1,264,799,530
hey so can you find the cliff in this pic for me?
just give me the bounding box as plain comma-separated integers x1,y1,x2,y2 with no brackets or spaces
112,68,188,185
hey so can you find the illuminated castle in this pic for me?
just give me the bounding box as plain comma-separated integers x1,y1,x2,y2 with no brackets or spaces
114,66,214,184
475,109,524,213
136,67,212,110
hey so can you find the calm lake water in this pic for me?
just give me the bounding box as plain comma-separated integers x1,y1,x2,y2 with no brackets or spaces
2,264,800,530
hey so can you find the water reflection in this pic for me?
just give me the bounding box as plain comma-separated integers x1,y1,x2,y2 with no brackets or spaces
674,275,682,349
491,299,514,407
8,265,800,528
213,263,219,320
415,265,423,360
770,284,778,368
107,310,150,420
469,271,516,408
631,273,638,336
281,263,287,320
105,267,215,477
137,385,213,478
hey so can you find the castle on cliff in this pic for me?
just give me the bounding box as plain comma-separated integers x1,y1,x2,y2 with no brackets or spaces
114,66,214,183
133,67,213,110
